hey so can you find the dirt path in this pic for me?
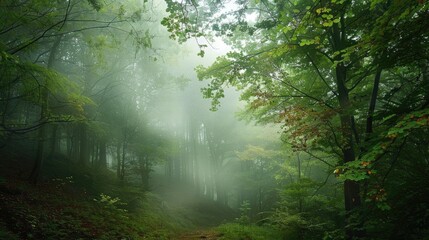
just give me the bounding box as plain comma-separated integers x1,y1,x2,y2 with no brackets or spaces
176,230,223,240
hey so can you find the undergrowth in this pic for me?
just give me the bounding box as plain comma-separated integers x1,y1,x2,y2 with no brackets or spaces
216,223,283,240
0,158,246,239
0,160,186,240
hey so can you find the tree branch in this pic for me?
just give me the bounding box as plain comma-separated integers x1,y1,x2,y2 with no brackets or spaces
306,53,337,95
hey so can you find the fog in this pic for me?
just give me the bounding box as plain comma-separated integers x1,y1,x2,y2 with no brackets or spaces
1,0,428,239
131,37,285,213
1,0,287,231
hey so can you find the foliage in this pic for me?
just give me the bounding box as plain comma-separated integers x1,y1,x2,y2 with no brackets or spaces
0,160,190,240
0,51,92,125
163,0,429,238
93,193,127,212
0,0,427,239
216,223,283,240
236,200,251,225
0,180,143,239
270,178,344,239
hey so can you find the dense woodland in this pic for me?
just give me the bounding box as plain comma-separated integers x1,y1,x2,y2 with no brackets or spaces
0,0,428,239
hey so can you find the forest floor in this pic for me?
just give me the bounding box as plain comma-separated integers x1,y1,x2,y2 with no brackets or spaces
0,154,284,239
150,172,237,227
176,229,224,240
0,156,240,239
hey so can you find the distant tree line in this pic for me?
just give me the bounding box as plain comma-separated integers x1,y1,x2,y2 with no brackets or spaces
0,0,174,188
163,0,429,239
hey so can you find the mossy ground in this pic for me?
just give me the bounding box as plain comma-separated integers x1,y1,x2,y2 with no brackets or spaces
0,158,239,239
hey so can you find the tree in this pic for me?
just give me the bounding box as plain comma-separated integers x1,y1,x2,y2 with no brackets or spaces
236,145,281,216
162,0,429,238
0,0,157,183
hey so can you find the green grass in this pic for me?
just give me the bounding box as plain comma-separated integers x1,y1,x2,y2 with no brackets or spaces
216,223,284,240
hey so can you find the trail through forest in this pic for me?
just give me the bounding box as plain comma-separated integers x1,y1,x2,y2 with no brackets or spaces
177,230,222,240
1,0,428,239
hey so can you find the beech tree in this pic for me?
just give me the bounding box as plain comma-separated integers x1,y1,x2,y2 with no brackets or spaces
163,0,429,238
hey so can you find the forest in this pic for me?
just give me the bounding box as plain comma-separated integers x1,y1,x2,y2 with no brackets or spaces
0,0,428,239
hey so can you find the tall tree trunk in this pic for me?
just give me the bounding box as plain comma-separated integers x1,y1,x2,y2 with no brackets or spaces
50,124,60,155
71,125,80,162
116,142,121,178
331,18,363,238
30,111,47,184
120,139,127,181
140,156,150,190
79,124,89,165
180,142,187,181
214,172,222,203
366,68,382,137
29,35,63,184
191,121,201,194
92,140,98,166
66,127,72,156
336,62,362,238
98,139,107,169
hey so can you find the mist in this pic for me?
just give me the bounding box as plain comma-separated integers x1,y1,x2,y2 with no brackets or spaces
1,0,428,239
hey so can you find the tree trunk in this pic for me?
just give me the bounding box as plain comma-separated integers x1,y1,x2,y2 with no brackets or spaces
29,113,47,184
140,156,150,190
366,69,382,137
336,64,361,208
191,123,200,194
66,127,72,156
120,140,127,181
330,18,363,237
29,35,63,184
79,124,89,166
116,142,121,178
98,139,107,169
71,125,80,162
336,62,362,239
50,124,60,155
